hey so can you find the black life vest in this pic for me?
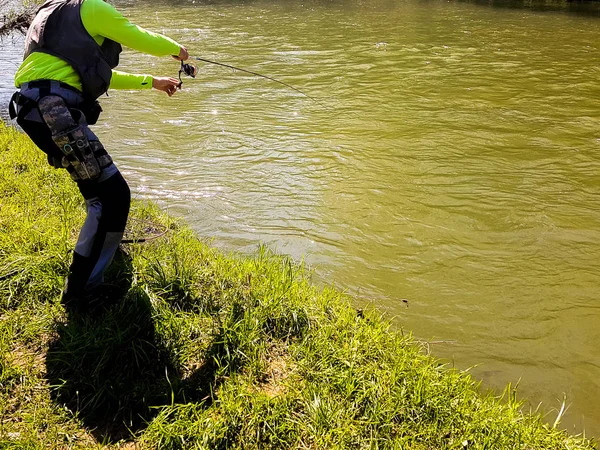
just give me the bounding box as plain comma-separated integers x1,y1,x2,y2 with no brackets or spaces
23,0,122,100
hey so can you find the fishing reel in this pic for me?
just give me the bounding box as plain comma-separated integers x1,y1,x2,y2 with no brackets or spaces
177,61,198,87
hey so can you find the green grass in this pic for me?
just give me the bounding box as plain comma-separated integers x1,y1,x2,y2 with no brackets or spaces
0,121,596,449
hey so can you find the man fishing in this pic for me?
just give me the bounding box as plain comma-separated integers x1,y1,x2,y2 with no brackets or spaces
9,0,188,310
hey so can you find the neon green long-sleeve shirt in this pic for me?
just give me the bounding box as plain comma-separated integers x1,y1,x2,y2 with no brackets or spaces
14,0,182,91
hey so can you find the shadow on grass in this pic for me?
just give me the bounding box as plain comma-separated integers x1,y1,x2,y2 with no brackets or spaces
44,248,230,443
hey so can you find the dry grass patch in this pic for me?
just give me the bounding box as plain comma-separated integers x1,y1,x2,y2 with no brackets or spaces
258,344,297,399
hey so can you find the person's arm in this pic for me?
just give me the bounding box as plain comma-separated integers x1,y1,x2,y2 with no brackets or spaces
110,70,181,96
109,70,153,90
81,0,185,58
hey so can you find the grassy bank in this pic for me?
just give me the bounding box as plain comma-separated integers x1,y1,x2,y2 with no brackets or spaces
0,122,595,449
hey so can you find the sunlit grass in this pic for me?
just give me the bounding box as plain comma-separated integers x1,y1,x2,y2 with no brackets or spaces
0,122,595,448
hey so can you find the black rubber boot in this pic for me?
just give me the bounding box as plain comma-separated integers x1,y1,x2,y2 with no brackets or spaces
61,251,96,314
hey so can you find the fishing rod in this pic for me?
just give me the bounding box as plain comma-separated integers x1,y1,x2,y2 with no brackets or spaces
177,58,327,108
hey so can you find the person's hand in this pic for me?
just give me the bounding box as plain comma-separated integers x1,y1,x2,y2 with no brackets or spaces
152,76,181,96
172,46,189,61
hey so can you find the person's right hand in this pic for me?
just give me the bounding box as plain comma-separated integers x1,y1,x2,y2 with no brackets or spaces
172,46,189,61
152,76,181,96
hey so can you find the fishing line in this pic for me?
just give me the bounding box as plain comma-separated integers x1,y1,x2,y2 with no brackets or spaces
178,57,328,109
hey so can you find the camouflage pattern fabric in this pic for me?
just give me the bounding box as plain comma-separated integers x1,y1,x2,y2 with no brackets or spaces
37,95,112,181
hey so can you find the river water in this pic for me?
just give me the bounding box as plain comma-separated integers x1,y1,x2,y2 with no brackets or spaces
2,0,600,437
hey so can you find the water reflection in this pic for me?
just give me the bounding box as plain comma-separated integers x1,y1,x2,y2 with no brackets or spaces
457,0,600,15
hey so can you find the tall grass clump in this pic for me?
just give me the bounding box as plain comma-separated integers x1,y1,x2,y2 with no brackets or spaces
0,121,596,449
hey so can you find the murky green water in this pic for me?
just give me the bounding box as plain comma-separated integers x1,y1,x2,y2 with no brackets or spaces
3,0,600,437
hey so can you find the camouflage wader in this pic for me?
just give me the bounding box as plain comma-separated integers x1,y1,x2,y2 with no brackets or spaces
38,95,112,181
11,80,130,301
